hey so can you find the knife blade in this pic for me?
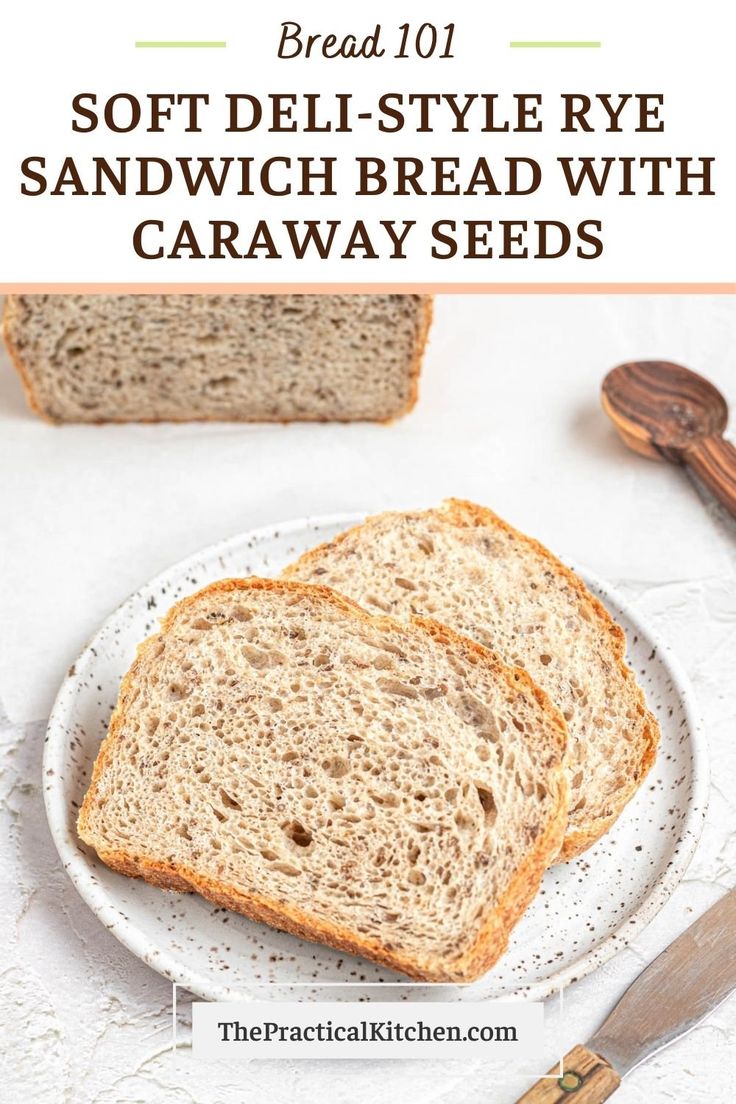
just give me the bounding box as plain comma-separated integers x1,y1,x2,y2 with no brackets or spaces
589,886,736,1076
516,888,736,1102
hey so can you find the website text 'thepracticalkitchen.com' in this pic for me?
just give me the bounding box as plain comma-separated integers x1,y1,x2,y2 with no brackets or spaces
191,999,544,1060
217,1017,518,1045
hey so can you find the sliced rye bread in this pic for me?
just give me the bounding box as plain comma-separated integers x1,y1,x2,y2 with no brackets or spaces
3,293,432,424
284,501,659,861
78,577,567,982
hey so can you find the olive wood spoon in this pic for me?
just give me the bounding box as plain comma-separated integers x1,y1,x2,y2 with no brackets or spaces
601,360,736,519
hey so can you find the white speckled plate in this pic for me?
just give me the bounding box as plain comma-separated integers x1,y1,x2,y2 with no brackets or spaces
44,514,708,1003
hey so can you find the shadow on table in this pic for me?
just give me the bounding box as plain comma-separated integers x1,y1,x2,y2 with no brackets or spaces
570,397,631,463
0,347,34,421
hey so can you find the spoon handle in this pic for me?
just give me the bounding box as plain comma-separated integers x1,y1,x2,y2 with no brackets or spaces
684,435,736,518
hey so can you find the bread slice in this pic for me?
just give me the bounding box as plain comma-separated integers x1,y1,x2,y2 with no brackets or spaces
78,577,567,982
3,293,432,424
285,501,659,861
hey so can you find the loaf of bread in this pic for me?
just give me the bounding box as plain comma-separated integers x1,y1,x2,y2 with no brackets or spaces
78,577,567,982
3,294,432,424
285,501,659,861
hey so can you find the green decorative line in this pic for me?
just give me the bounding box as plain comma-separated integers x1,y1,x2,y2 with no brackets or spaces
510,41,601,48
135,41,227,49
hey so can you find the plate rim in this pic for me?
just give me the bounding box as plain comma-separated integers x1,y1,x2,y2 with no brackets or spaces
43,512,710,1003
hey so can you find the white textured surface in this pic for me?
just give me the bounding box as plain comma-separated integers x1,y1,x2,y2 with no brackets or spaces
1,294,735,1101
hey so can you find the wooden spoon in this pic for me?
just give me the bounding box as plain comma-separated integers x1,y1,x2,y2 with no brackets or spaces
601,360,736,518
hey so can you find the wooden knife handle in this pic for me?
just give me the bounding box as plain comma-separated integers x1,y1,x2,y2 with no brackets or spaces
684,435,736,519
514,1045,621,1103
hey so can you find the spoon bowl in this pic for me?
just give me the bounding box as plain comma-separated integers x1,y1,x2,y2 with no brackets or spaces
602,360,728,461
601,360,736,519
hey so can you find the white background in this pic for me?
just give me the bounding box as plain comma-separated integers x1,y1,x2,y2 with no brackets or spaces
1,0,735,283
1,294,735,1100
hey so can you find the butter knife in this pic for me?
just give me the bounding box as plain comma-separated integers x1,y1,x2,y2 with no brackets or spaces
515,888,736,1102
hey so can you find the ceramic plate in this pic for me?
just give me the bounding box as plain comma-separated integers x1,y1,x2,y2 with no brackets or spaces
44,514,708,1002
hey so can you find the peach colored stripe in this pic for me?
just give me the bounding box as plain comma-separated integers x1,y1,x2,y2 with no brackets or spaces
0,282,734,295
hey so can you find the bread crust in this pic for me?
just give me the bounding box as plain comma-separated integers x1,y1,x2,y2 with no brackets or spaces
2,295,52,423
2,294,433,426
284,500,660,862
78,575,568,983
402,293,433,419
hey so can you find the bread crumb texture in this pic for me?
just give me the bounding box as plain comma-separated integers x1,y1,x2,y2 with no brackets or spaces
78,578,567,982
286,501,660,860
3,293,432,423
